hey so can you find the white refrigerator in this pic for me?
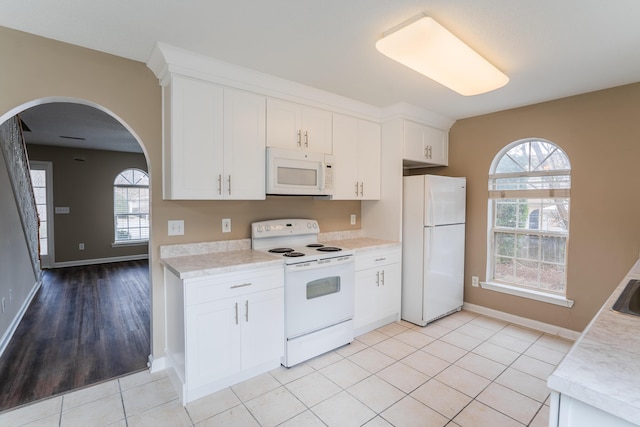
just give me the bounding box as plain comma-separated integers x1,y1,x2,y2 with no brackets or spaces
402,174,466,326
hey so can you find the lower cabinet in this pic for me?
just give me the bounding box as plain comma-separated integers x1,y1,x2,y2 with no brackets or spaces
550,392,637,427
354,247,402,336
164,265,284,404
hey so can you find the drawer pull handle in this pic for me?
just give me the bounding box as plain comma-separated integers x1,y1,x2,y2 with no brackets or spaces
230,283,252,289
245,300,249,322
374,258,386,262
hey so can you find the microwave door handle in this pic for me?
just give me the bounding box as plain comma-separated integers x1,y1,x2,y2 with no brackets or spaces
319,162,325,191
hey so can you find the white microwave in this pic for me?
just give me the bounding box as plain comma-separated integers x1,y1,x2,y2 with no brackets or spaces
266,147,334,196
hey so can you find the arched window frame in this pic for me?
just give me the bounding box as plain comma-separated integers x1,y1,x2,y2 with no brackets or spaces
485,138,573,307
113,168,149,244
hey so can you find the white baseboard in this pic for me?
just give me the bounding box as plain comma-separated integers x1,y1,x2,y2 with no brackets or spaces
0,280,42,358
463,302,582,341
53,253,148,268
148,354,169,373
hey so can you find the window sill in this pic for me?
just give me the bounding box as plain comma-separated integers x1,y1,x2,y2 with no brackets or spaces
480,281,574,308
112,240,148,248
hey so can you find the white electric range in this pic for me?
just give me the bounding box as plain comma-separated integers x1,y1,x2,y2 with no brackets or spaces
251,219,355,367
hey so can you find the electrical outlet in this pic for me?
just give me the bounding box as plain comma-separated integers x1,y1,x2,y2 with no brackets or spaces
472,276,479,287
350,214,356,225
79,243,85,250
222,218,231,233
168,220,184,236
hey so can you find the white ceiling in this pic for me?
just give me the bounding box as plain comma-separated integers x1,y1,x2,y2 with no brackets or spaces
3,0,640,152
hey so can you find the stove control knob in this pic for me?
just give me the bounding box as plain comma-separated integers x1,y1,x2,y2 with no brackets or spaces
312,222,318,229
256,225,263,232
307,222,312,228
265,225,271,231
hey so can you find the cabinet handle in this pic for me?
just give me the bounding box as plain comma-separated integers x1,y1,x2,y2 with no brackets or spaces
376,271,380,286
355,182,359,196
230,282,252,289
245,300,249,322
227,175,231,195
381,270,385,286
359,182,364,197
374,257,386,262
218,174,222,195
304,130,309,148
234,302,238,325
297,130,301,147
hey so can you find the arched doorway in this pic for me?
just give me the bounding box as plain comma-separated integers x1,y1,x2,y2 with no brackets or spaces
0,98,152,410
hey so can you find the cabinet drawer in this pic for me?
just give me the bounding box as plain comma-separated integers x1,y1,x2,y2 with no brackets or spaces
184,267,283,306
355,248,401,271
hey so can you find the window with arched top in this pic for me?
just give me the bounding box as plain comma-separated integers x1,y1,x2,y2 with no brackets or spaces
487,139,571,300
114,168,149,243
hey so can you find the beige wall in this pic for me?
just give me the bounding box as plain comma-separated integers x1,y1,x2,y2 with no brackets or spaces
26,144,148,263
443,83,640,332
0,26,360,359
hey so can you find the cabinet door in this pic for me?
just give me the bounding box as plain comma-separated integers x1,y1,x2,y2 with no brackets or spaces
332,114,359,199
185,298,241,388
167,75,224,199
357,120,381,200
301,106,332,154
241,288,285,370
223,88,266,200
354,268,380,331
403,120,426,163
378,262,401,320
423,125,448,166
266,98,302,150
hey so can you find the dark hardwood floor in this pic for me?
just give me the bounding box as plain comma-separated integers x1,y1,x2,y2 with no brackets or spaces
0,260,150,411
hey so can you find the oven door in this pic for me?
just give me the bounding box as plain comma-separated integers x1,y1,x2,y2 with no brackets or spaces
284,255,354,338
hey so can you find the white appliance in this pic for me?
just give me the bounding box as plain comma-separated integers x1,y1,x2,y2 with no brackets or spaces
251,219,354,367
402,175,466,326
266,147,334,196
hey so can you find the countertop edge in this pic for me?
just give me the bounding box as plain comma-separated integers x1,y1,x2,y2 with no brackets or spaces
547,257,640,425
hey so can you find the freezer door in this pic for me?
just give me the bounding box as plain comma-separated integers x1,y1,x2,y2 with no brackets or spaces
424,175,466,226
423,224,465,323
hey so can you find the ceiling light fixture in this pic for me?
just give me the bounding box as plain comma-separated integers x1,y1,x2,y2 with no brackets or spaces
375,13,509,96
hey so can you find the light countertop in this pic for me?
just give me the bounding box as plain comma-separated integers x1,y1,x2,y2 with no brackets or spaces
160,235,400,279
547,258,640,425
320,236,401,252
160,250,283,279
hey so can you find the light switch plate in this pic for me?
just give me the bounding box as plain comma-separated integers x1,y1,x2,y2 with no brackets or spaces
55,207,70,214
168,220,184,236
350,214,356,225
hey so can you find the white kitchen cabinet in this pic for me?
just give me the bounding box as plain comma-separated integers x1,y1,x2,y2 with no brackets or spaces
164,265,284,404
332,114,381,200
551,392,637,427
403,120,448,168
163,74,266,200
354,247,401,336
266,98,332,154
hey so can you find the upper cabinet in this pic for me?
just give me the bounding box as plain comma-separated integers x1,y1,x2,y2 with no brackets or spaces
403,120,448,168
266,98,332,154
332,114,381,200
163,74,266,200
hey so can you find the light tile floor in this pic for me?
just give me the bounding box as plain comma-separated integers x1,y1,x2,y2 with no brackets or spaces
0,311,574,426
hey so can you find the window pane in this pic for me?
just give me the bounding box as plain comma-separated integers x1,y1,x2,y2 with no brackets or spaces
495,199,529,229
516,234,539,259
539,263,566,292
515,259,540,287
30,170,45,186
495,232,515,257
494,257,514,282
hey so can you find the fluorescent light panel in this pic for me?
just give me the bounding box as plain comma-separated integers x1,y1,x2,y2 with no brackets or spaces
376,13,509,96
